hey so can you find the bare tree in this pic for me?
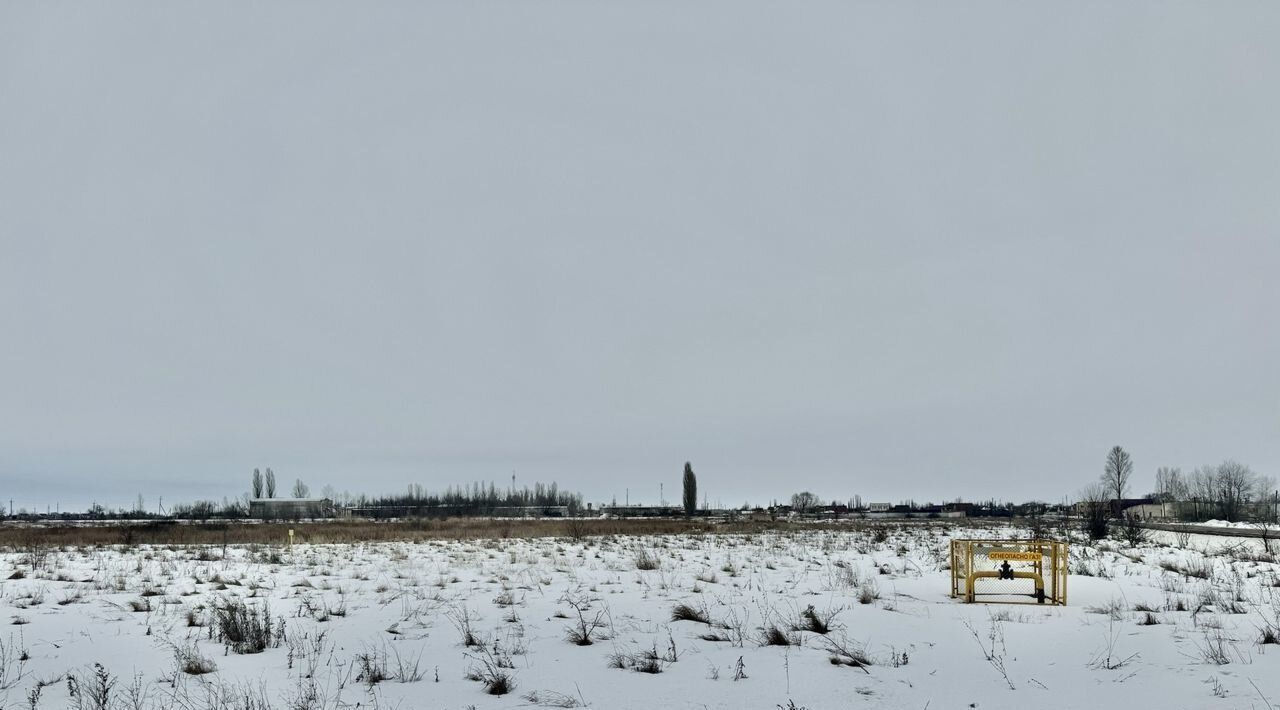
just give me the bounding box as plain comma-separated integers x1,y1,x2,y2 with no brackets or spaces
1101,446,1133,516
251,469,263,499
1176,461,1271,522
790,491,819,515
1256,518,1277,555
292,478,310,498
1215,459,1255,523
1079,483,1110,540
1186,464,1216,520
265,468,276,499
682,462,697,516
1154,466,1182,519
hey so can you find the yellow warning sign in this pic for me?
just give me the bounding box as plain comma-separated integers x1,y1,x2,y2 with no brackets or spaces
989,551,1040,562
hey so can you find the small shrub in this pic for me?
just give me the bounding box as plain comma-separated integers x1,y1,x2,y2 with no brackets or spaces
799,605,833,634
485,671,514,694
214,600,283,654
823,632,873,670
355,650,390,686
447,606,482,648
858,584,879,605
633,657,662,674
607,640,677,674
1085,598,1126,620
57,591,84,606
1260,626,1279,645
465,646,515,695
760,625,794,646
390,647,425,683
1181,559,1212,580
635,550,659,571
70,663,116,710
521,690,585,707
1118,513,1148,547
562,596,608,646
1199,630,1233,665
175,644,217,675
671,603,710,625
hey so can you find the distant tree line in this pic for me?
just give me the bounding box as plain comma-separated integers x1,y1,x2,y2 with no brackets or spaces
358,480,585,517
1,497,250,523
1080,446,1276,539
1151,461,1276,523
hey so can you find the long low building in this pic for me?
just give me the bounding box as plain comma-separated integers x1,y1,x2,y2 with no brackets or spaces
248,498,336,519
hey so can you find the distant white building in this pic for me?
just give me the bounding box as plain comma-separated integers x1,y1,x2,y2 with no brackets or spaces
868,502,891,513
1120,501,1167,520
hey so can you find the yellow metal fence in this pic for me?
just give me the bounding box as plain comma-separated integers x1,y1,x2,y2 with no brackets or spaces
950,539,1068,605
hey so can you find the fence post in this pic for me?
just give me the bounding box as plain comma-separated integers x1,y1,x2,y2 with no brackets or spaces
949,540,956,598
966,542,975,603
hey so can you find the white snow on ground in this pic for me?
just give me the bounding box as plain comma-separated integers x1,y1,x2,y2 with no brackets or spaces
2,524,1278,710
1200,520,1267,530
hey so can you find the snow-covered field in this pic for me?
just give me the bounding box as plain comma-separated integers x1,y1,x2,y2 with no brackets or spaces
2,524,1278,710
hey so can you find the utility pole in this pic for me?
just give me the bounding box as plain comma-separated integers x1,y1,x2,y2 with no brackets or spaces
660,483,663,507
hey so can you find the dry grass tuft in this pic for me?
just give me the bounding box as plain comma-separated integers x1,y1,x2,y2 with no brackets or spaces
671,603,710,625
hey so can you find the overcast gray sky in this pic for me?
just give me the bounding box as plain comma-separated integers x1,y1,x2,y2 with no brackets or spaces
2,2,1278,512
